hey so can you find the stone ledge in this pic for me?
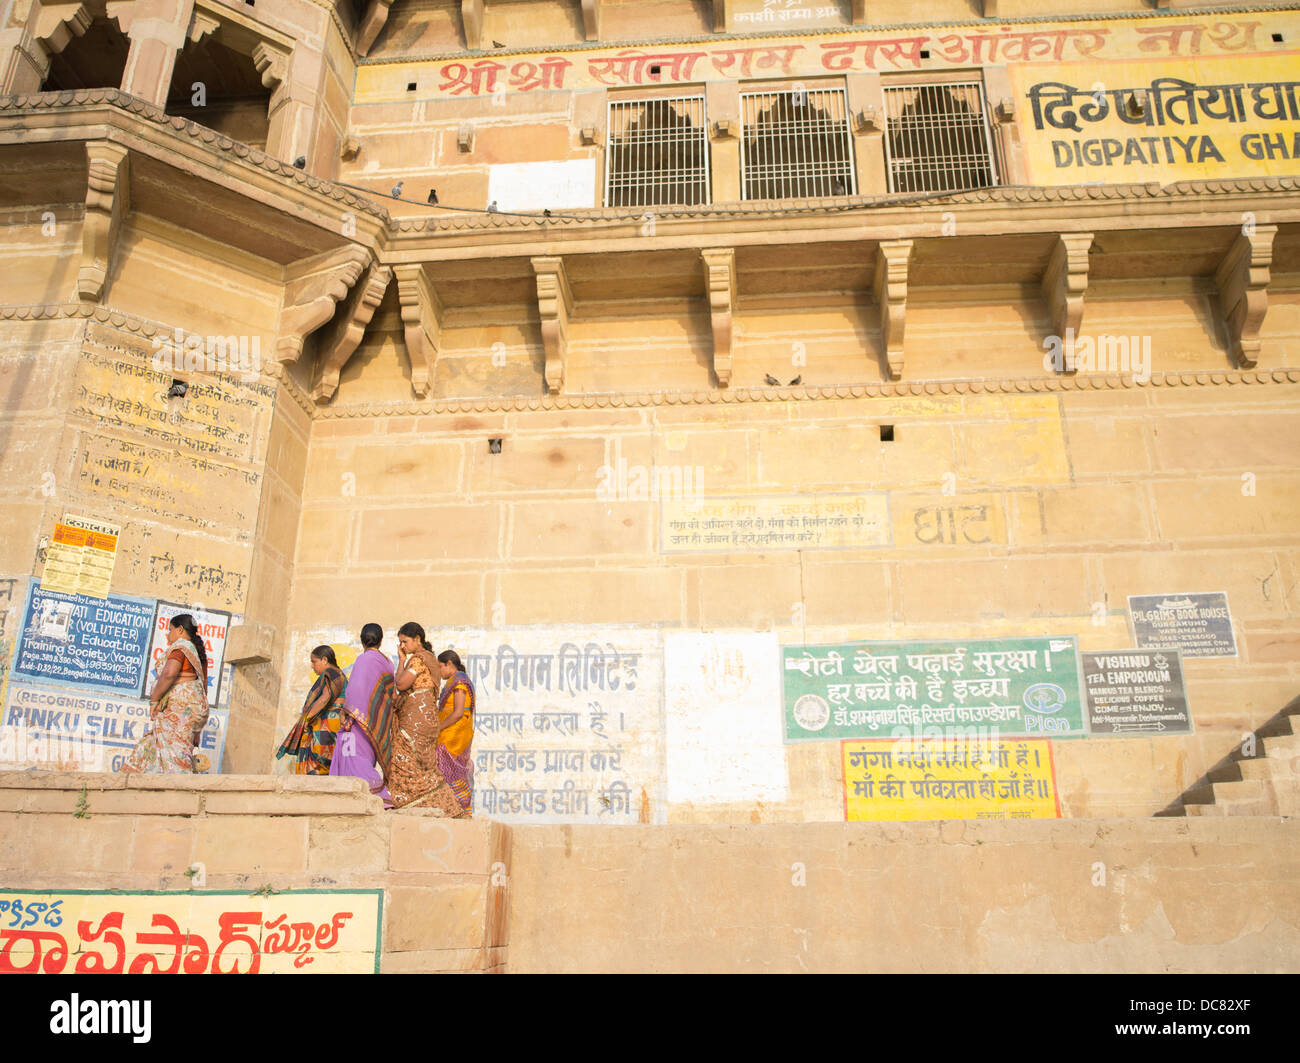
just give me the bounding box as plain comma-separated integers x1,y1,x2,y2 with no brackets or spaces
202,791,382,816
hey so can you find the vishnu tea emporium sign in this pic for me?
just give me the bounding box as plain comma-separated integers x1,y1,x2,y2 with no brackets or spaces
1080,649,1191,737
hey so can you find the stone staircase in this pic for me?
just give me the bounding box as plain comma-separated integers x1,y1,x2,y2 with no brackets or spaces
1157,696,1300,817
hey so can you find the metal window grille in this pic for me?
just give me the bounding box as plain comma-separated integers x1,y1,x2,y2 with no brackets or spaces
605,96,710,207
883,81,1000,193
739,87,855,200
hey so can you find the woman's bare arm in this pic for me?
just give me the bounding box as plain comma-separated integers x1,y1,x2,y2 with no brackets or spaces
149,657,182,710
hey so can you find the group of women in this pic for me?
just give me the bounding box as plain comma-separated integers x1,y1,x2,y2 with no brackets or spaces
275,622,476,817
119,614,476,818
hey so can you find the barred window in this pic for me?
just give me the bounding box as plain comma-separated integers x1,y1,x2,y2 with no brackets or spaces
605,96,710,207
740,86,856,200
883,81,999,193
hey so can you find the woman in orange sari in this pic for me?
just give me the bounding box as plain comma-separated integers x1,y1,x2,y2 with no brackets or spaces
388,623,465,817
435,650,476,816
122,613,210,775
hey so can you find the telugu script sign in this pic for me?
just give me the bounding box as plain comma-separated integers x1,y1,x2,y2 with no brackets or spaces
1127,591,1237,658
661,493,890,554
783,636,1087,742
11,583,153,695
0,890,382,974
842,737,1060,821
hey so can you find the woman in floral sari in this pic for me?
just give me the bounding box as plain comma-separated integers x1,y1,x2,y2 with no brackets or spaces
435,650,476,816
275,645,347,775
388,622,466,816
122,613,210,775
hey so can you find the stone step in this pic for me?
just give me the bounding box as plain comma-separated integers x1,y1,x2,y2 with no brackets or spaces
1238,757,1297,783
1182,803,1226,816
1261,732,1300,758
1211,778,1278,814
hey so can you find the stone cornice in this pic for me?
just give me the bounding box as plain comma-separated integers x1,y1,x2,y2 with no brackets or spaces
4,93,1300,256
391,177,1300,235
357,4,1300,64
0,89,390,223
310,367,1300,419
4,301,1295,420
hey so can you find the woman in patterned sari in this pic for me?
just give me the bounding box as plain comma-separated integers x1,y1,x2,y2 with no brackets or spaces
435,650,476,816
122,613,210,775
388,622,466,816
275,645,347,775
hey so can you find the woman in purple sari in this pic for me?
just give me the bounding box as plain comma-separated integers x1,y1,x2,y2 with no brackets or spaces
329,623,395,807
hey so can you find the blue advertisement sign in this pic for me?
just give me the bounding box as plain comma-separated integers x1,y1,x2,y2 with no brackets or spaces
11,582,153,695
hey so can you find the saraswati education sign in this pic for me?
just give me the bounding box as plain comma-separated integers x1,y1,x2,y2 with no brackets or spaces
782,636,1086,742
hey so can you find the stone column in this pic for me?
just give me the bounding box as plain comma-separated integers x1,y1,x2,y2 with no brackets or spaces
115,0,196,107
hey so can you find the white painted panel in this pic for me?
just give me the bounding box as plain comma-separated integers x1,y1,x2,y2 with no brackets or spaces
487,159,597,211
664,631,789,805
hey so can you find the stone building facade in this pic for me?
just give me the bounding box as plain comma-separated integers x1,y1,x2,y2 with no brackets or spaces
1,0,1298,836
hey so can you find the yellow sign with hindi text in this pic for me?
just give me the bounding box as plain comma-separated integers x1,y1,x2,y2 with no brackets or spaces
842,737,1060,822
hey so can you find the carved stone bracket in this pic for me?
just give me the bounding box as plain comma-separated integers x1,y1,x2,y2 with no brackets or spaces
462,0,484,51
276,244,370,365
1214,224,1275,369
187,9,219,43
532,255,573,395
700,247,736,388
393,264,443,398
1040,232,1093,373
710,0,728,32
77,141,130,303
313,261,392,403
851,0,866,23
873,239,912,381
581,0,601,40
982,0,998,17
356,0,393,56
252,40,289,94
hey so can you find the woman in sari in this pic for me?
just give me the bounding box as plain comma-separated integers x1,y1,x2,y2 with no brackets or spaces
329,623,395,807
121,613,210,775
275,645,347,775
435,650,476,816
387,622,466,816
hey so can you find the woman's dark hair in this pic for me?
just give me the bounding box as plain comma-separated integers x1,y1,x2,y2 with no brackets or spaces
437,649,465,673
169,613,209,678
398,622,432,652
360,623,383,649
311,644,338,668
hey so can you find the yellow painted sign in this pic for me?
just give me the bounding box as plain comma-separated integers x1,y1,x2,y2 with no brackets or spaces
1015,55,1300,184
842,737,1060,822
0,890,383,974
661,492,890,553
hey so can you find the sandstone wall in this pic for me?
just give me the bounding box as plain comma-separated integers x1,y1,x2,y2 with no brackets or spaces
506,818,1300,973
